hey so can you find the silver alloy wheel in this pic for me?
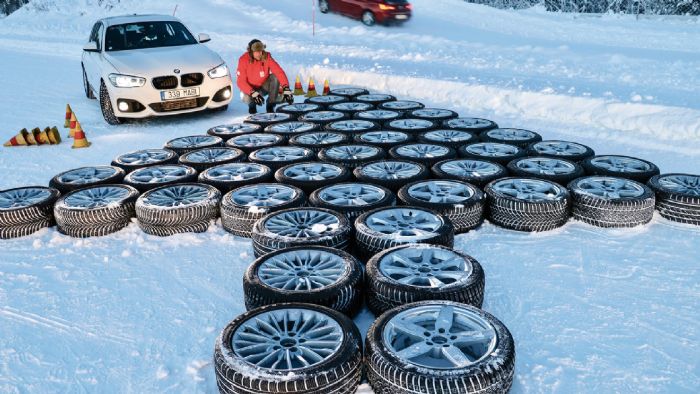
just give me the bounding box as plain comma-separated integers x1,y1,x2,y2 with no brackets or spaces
360,131,409,144
258,249,347,291
183,148,240,163
362,11,375,25
115,149,174,165
295,132,345,145
268,122,317,134
356,94,394,102
492,179,565,202
330,102,373,111
127,165,192,183
205,163,267,181
168,135,220,148
283,163,343,181
231,184,297,207
230,133,280,147
302,111,345,121
308,95,345,103
326,145,380,160
423,130,474,143
64,186,130,208
412,109,454,118
210,124,260,135
444,118,494,129
515,158,576,175
281,103,320,112
247,113,291,122
407,181,474,203
465,143,519,157
378,246,473,288
574,177,646,199
657,174,700,196
254,147,309,161
396,144,450,158
319,0,329,13
57,166,118,184
329,120,376,131
232,308,343,370
319,184,386,206
265,209,341,237
439,160,502,177
388,119,434,130
382,101,423,110
362,161,422,179
357,110,400,120
0,188,52,209
382,304,497,369
366,208,444,239
589,156,652,173
532,141,588,156
331,88,367,96
486,128,536,141
143,185,210,207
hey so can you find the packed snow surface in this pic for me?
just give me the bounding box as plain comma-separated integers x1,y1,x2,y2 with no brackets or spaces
1,0,699,392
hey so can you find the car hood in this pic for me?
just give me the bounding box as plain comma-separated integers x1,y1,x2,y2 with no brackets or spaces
104,44,223,77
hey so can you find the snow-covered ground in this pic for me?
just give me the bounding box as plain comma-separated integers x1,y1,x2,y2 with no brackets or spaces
1,0,699,392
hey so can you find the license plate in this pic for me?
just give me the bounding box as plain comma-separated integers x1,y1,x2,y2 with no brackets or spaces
395,14,408,20
160,87,200,101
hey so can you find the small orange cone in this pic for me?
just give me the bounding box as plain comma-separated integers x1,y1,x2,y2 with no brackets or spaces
293,75,305,96
48,126,62,145
26,127,43,145
64,104,73,128
37,127,52,145
69,112,77,138
4,129,29,147
322,79,331,95
71,121,91,149
305,78,318,98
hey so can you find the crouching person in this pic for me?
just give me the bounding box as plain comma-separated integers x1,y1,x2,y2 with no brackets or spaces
236,39,294,114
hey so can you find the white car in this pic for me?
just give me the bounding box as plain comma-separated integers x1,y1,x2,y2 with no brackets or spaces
82,14,232,125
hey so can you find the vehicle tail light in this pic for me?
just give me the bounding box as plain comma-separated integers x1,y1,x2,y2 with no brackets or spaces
406,4,412,9
378,4,396,10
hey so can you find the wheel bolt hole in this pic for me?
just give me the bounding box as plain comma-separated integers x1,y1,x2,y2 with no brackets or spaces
438,328,445,333
426,342,433,346
450,335,457,340
424,332,430,336
273,336,280,341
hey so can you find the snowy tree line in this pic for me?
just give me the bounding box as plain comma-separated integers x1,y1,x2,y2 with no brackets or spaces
466,0,699,14
1,0,122,15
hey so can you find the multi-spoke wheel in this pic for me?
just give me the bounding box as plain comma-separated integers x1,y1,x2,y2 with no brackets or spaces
54,185,139,238
458,142,526,165
442,117,498,134
207,123,262,140
243,112,293,126
264,121,320,136
123,164,198,192
353,94,397,106
648,173,700,225
354,160,429,192
225,132,285,154
178,147,245,172
0,186,59,238
324,119,380,137
417,129,477,149
136,183,221,236
288,131,349,153
318,144,386,168
305,94,348,108
385,118,437,134
329,101,375,116
507,156,584,185
298,110,348,125
569,176,655,228
389,143,457,167
275,162,351,194
480,127,542,148
276,103,322,119
328,87,369,98
111,149,178,173
248,146,316,170
432,159,507,187
354,130,412,149
354,109,402,123
582,155,660,183
527,140,595,162
409,108,459,122
310,182,396,222
163,135,223,155
198,163,273,193
49,165,125,194
378,100,425,113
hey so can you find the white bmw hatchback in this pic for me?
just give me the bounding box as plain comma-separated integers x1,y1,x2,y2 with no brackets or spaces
82,14,232,124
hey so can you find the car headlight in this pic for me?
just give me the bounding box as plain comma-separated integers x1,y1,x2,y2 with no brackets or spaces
208,63,229,79
108,74,146,88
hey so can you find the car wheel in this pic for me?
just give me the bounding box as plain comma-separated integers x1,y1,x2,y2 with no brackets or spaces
432,159,507,188
54,185,138,238
527,140,595,162
389,143,457,168
99,80,121,125
248,146,316,171
442,117,498,134
49,165,126,194
362,10,376,26
123,164,198,193
354,130,413,150
244,112,293,127
309,182,396,223
111,149,179,173
581,155,660,183
206,123,262,141
225,133,285,154
318,144,386,169
507,156,584,186
329,102,375,117
328,87,370,98
416,129,478,150
305,94,349,109
409,108,459,122
458,142,526,166
298,110,349,126
177,147,245,172
481,128,543,148
288,131,349,154
385,118,437,134
0,186,59,239
274,162,351,194
82,63,95,99
354,160,430,192
353,94,397,106
324,119,380,139
198,163,273,194
648,173,700,225
319,0,330,13
163,135,224,155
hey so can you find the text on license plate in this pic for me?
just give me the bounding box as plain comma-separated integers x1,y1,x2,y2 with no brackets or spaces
161,88,200,101
395,14,408,20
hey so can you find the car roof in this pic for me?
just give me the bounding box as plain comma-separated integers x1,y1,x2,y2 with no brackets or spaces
99,14,181,27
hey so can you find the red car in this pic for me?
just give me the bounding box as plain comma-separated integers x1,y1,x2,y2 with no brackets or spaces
319,0,412,26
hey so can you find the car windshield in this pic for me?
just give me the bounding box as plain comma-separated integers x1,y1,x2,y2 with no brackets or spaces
104,21,197,51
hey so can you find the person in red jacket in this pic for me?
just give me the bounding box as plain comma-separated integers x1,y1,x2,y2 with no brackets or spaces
236,39,294,114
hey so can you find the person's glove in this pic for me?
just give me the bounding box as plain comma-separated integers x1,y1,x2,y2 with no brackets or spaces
251,91,264,106
282,87,294,105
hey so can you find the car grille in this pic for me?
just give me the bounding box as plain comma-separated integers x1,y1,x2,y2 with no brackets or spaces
152,76,178,90
181,73,204,87
149,97,209,113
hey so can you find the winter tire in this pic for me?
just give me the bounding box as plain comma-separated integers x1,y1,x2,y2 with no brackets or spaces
243,112,293,127
354,160,430,192
99,80,121,125
310,183,396,223
324,119,381,138
442,117,498,134
648,174,700,225
385,118,437,134
389,143,457,168
378,100,425,113
82,63,95,99
199,163,273,193
362,10,376,26
305,94,349,108
221,184,306,238
164,135,224,155
329,87,370,98
354,206,454,261
417,129,478,149
527,140,595,162
54,185,138,237
123,164,198,192
398,180,485,233
288,131,349,153
225,133,285,154
207,123,262,140
459,142,526,166
275,162,350,194
49,166,125,194
243,247,364,316
0,186,59,227
485,177,571,232
329,101,375,116
481,128,543,148
354,109,402,123
354,130,413,149
432,159,508,187
214,303,363,394
248,146,316,171
507,156,584,186
568,176,655,228
178,147,245,172
366,245,485,315
581,155,660,183
319,144,386,169
276,103,322,119
319,0,330,14
353,94,396,106
298,110,349,126
264,121,321,136
251,207,352,258
136,183,221,233
366,301,515,394
137,220,211,237
111,149,178,173
409,108,459,122
0,219,52,240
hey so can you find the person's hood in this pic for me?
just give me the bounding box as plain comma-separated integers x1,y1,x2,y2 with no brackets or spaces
104,44,223,76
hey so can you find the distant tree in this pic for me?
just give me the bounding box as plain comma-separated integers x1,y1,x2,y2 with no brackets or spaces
467,0,700,14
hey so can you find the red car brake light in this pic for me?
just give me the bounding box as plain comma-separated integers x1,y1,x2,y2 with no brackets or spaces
406,3,412,9
378,4,396,10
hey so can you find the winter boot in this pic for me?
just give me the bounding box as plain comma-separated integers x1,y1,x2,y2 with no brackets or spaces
248,103,257,114
266,102,275,113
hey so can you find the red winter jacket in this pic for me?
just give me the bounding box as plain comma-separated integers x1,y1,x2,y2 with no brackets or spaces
236,52,290,96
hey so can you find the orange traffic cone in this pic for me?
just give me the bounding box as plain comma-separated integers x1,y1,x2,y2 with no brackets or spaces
293,75,305,96
71,121,91,149
48,126,62,145
322,79,331,95
26,127,43,145
37,127,52,145
305,78,318,98
64,104,73,128
68,112,77,138
4,129,29,147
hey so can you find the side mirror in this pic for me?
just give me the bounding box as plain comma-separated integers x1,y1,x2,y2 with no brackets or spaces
198,33,211,43
83,41,99,52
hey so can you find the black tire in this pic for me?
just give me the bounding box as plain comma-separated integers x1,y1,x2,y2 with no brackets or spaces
248,146,316,171
243,112,293,127
0,219,52,239
49,166,125,194
527,140,595,162
354,160,430,192
442,117,498,133
397,179,485,233
243,247,364,316
581,155,660,183
324,119,381,139
318,144,386,169
264,121,321,138
366,244,485,315
354,109,402,123
365,301,515,394
54,185,138,230
361,10,376,26
389,143,457,168
481,128,543,148
328,102,375,117
298,110,349,126
416,129,478,149
353,94,396,106
385,118,437,134
276,103,322,119
647,174,700,225
288,131,349,153
409,108,459,122
123,164,198,193
135,183,221,227
507,156,585,186
0,186,59,227
225,133,285,154
138,220,211,237
111,149,178,173
275,162,351,194
214,303,363,394
568,176,655,228
309,182,396,223
99,80,121,125
485,177,571,232
57,221,132,238
353,130,413,150
207,123,262,141
378,100,425,114
432,159,508,188
354,206,454,261
459,142,527,166
220,183,306,238
177,147,245,172
251,207,352,258
163,135,224,155
305,94,349,109
82,63,96,99
198,163,273,193
328,87,370,98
